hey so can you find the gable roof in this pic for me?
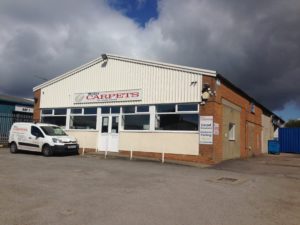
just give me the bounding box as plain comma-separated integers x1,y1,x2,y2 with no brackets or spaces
33,54,217,91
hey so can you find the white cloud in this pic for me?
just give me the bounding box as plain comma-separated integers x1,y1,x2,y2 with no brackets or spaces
0,0,299,113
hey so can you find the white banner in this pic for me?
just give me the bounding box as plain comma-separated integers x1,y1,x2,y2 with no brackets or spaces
199,116,213,144
74,89,142,104
15,105,33,113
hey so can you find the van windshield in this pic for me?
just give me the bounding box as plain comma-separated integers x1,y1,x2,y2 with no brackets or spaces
40,126,67,136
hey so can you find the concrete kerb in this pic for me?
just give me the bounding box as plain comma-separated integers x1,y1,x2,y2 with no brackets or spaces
83,151,211,168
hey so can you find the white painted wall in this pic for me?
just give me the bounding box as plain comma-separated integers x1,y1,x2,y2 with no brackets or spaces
65,130,98,149
119,131,199,155
261,114,274,153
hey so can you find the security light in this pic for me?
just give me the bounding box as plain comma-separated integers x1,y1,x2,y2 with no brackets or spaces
101,54,108,60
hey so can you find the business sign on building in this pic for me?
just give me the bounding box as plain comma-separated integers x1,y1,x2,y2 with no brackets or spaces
15,105,33,113
74,89,142,104
199,116,213,144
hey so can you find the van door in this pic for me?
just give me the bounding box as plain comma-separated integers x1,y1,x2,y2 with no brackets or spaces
29,126,45,152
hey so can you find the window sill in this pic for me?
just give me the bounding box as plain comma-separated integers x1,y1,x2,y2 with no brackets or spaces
121,130,199,134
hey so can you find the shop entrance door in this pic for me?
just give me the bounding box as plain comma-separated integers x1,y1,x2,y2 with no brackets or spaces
99,115,119,152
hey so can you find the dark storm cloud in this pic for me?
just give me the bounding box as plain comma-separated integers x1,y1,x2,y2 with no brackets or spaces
153,0,300,110
0,0,299,112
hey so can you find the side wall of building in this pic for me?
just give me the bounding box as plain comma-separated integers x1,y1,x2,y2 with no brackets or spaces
199,75,263,163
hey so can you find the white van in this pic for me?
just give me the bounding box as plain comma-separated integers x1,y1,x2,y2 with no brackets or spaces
9,123,79,156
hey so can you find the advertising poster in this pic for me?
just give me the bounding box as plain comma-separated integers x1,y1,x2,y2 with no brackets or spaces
199,116,213,144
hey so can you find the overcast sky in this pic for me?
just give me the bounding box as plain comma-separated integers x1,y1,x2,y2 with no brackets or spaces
0,0,299,120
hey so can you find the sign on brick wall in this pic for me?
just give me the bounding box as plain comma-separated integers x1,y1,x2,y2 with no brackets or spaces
199,116,213,144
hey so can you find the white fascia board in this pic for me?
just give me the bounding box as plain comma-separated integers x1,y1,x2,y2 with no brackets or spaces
33,54,217,91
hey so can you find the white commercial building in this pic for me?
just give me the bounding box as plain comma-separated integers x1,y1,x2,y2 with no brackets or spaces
33,54,283,164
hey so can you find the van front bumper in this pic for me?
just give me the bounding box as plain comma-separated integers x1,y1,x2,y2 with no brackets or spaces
50,144,79,155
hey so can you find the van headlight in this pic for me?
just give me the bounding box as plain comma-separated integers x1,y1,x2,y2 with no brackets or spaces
52,138,63,143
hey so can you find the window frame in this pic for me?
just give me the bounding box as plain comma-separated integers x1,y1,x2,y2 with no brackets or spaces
121,105,150,131
68,107,98,130
154,103,199,131
228,123,236,141
41,108,67,128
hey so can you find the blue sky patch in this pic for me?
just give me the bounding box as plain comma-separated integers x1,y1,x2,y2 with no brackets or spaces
107,0,158,27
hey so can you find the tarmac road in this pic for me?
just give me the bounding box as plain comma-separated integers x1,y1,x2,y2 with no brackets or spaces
0,149,299,225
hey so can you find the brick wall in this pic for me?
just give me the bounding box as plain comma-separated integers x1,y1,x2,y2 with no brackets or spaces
200,75,263,163
33,89,41,123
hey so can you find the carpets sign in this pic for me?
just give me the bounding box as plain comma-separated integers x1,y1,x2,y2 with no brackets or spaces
74,89,142,104
199,116,214,144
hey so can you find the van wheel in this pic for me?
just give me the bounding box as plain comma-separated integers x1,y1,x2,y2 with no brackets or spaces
10,143,18,153
42,145,53,157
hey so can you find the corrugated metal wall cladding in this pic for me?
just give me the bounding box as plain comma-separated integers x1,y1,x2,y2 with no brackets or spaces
40,59,203,108
279,128,300,153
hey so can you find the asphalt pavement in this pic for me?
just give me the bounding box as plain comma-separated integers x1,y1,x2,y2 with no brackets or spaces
0,148,299,225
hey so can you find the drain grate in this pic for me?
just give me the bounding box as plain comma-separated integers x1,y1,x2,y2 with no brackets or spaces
206,176,246,185
217,177,238,182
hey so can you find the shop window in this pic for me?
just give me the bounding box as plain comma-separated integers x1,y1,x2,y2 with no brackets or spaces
54,108,67,115
156,104,176,113
71,108,82,114
70,116,96,129
123,115,150,130
228,123,236,141
155,114,198,131
111,107,120,114
101,107,110,114
123,106,135,114
178,104,198,112
84,108,97,115
41,109,53,115
42,116,66,128
137,106,149,112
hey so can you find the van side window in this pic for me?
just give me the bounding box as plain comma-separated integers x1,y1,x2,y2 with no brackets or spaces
31,126,44,138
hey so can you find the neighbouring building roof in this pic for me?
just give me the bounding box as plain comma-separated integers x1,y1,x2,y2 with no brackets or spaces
0,93,34,106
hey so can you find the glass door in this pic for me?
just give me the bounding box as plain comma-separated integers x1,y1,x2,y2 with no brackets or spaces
99,115,119,152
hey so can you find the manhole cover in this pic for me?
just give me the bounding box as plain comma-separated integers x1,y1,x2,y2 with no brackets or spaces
206,176,247,185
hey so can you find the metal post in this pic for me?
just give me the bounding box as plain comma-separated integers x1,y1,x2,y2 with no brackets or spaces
162,151,165,163
130,150,133,160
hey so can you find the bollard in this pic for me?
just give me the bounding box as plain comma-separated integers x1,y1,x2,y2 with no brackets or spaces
130,150,133,160
162,151,165,163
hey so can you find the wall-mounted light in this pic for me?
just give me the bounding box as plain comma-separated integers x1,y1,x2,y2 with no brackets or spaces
101,54,108,61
